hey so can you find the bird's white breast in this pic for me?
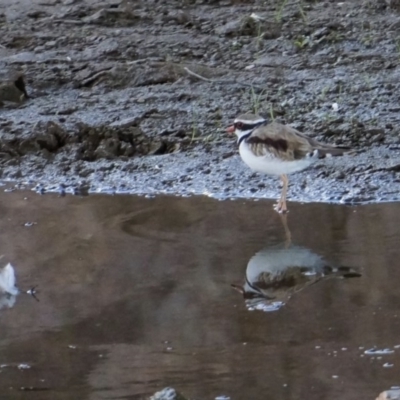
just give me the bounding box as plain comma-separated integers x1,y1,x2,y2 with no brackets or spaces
246,246,325,283
239,142,316,176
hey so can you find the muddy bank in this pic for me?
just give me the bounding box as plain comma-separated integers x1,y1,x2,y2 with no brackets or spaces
0,0,400,203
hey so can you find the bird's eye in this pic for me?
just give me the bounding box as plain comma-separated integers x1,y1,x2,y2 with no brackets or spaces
235,122,244,129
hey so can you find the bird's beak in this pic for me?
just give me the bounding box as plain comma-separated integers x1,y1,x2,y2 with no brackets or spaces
226,125,235,134
231,283,244,294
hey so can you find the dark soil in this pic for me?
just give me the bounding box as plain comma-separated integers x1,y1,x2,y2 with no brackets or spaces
0,0,400,203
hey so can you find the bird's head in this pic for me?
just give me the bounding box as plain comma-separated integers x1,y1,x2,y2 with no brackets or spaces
226,113,266,140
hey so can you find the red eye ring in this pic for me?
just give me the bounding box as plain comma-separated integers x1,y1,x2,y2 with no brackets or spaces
235,122,243,129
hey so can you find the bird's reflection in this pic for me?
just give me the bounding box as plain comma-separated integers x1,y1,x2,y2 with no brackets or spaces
232,214,361,312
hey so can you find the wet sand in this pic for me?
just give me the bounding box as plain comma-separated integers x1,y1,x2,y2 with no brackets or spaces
1,0,400,204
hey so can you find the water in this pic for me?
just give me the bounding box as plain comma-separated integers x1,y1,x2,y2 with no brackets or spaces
0,190,399,400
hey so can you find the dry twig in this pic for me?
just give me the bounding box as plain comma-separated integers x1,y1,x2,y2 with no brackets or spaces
183,67,265,92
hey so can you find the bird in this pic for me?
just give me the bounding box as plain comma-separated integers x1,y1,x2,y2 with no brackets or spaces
226,113,351,212
231,243,361,312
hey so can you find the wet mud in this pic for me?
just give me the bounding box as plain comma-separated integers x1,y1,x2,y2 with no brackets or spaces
0,0,400,204
0,190,399,399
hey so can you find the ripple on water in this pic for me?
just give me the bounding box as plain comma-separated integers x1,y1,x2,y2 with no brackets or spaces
364,348,395,355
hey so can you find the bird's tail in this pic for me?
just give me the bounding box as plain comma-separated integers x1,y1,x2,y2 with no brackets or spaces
323,265,362,278
316,144,353,158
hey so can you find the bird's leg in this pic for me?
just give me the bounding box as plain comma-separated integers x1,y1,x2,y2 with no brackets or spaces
274,174,289,213
280,174,289,213
278,213,292,248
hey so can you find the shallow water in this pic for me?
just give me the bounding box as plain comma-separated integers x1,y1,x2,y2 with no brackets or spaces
0,191,399,400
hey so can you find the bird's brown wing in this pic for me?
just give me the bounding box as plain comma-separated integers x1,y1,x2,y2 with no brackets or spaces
246,122,350,160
